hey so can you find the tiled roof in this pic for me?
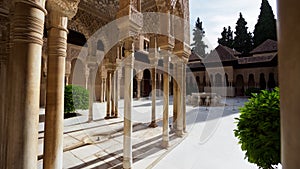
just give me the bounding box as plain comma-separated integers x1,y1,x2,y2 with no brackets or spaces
202,45,238,63
250,39,277,54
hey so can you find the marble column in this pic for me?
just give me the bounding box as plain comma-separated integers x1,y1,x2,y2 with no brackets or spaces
173,62,178,131
183,63,187,133
43,1,79,168
278,1,300,168
88,66,97,122
105,71,112,119
149,67,158,127
111,71,116,116
162,55,170,148
176,61,184,137
136,78,142,100
123,41,134,169
5,1,46,169
114,69,119,117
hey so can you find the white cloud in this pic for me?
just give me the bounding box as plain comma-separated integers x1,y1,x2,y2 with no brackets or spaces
190,0,278,48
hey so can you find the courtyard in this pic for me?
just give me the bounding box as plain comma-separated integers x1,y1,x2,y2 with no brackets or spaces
37,97,258,169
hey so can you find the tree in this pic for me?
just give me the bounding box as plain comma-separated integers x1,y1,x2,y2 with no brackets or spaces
253,0,277,47
218,26,234,48
234,88,280,169
233,13,253,56
191,17,208,57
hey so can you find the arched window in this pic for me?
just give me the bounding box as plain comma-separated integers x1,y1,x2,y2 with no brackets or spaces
248,74,255,88
215,73,222,87
260,73,266,90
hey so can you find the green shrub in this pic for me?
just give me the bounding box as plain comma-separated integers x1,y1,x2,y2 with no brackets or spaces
245,87,261,96
234,87,280,169
64,85,89,114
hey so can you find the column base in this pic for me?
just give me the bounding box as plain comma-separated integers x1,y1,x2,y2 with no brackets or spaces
112,115,118,118
148,122,158,128
123,157,132,169
176,130,184,137
161,140,169,149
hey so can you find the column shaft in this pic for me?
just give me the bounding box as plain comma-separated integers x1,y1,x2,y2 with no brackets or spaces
183,64,187,132
135,79,140,99
105,72,111,118
123,53,134,169
44,11,68,169
6,1,46,169
88,67,96,122
173,64,178,130
162,56,170,148
114,70,119,117
111,71,115,116
278,1,300,168
176,62,184,137
149,68,158,127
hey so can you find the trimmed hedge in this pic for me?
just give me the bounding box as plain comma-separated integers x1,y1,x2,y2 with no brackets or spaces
234,87,280,169
64,85,89,114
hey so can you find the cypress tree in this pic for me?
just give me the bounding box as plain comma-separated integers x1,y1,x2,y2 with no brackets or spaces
191,17,208,57
233,13,253,56
218,26,234,48
253,0,277,47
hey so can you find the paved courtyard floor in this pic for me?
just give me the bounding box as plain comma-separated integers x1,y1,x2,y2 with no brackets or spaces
37,97,261,169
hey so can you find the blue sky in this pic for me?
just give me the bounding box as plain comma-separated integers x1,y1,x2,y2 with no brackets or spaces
190,0,278,50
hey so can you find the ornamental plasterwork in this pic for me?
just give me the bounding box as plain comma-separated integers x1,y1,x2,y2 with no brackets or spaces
69,9,107,38
46,0,80,19
79,0,119,22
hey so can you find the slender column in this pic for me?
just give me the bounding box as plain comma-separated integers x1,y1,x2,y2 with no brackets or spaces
99,78,103,102
176,62,184,137
136,78,142,100
88,66,97,122
43,11,67,169
114,69,119,117
173,63,178,131
149,67,158,127
101,78,105,102
85,66,89,89
162,55,170,148
278,1,300,168
103,78,107,101
183,63,187,132
5,1,46,169
123,41,134,169
105,71,112,118
111,71,116,116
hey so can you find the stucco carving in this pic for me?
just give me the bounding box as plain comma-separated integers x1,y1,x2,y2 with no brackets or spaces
46,0,80,19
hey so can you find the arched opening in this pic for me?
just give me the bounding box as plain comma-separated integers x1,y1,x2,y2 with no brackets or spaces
259,73,267,90
225,73,229,86
67,29,87,46
142,69,151,97
70,59,86,88
203,75,206,87
196,76,200,91
268,73,276,90
236,74,244,96
248,74,255,88
215,73,222,87
210,74,214,86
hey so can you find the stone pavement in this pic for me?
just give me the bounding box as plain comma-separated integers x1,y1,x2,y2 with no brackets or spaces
37,97,260,169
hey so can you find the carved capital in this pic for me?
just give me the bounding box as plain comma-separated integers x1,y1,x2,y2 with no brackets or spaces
46,0,80,19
